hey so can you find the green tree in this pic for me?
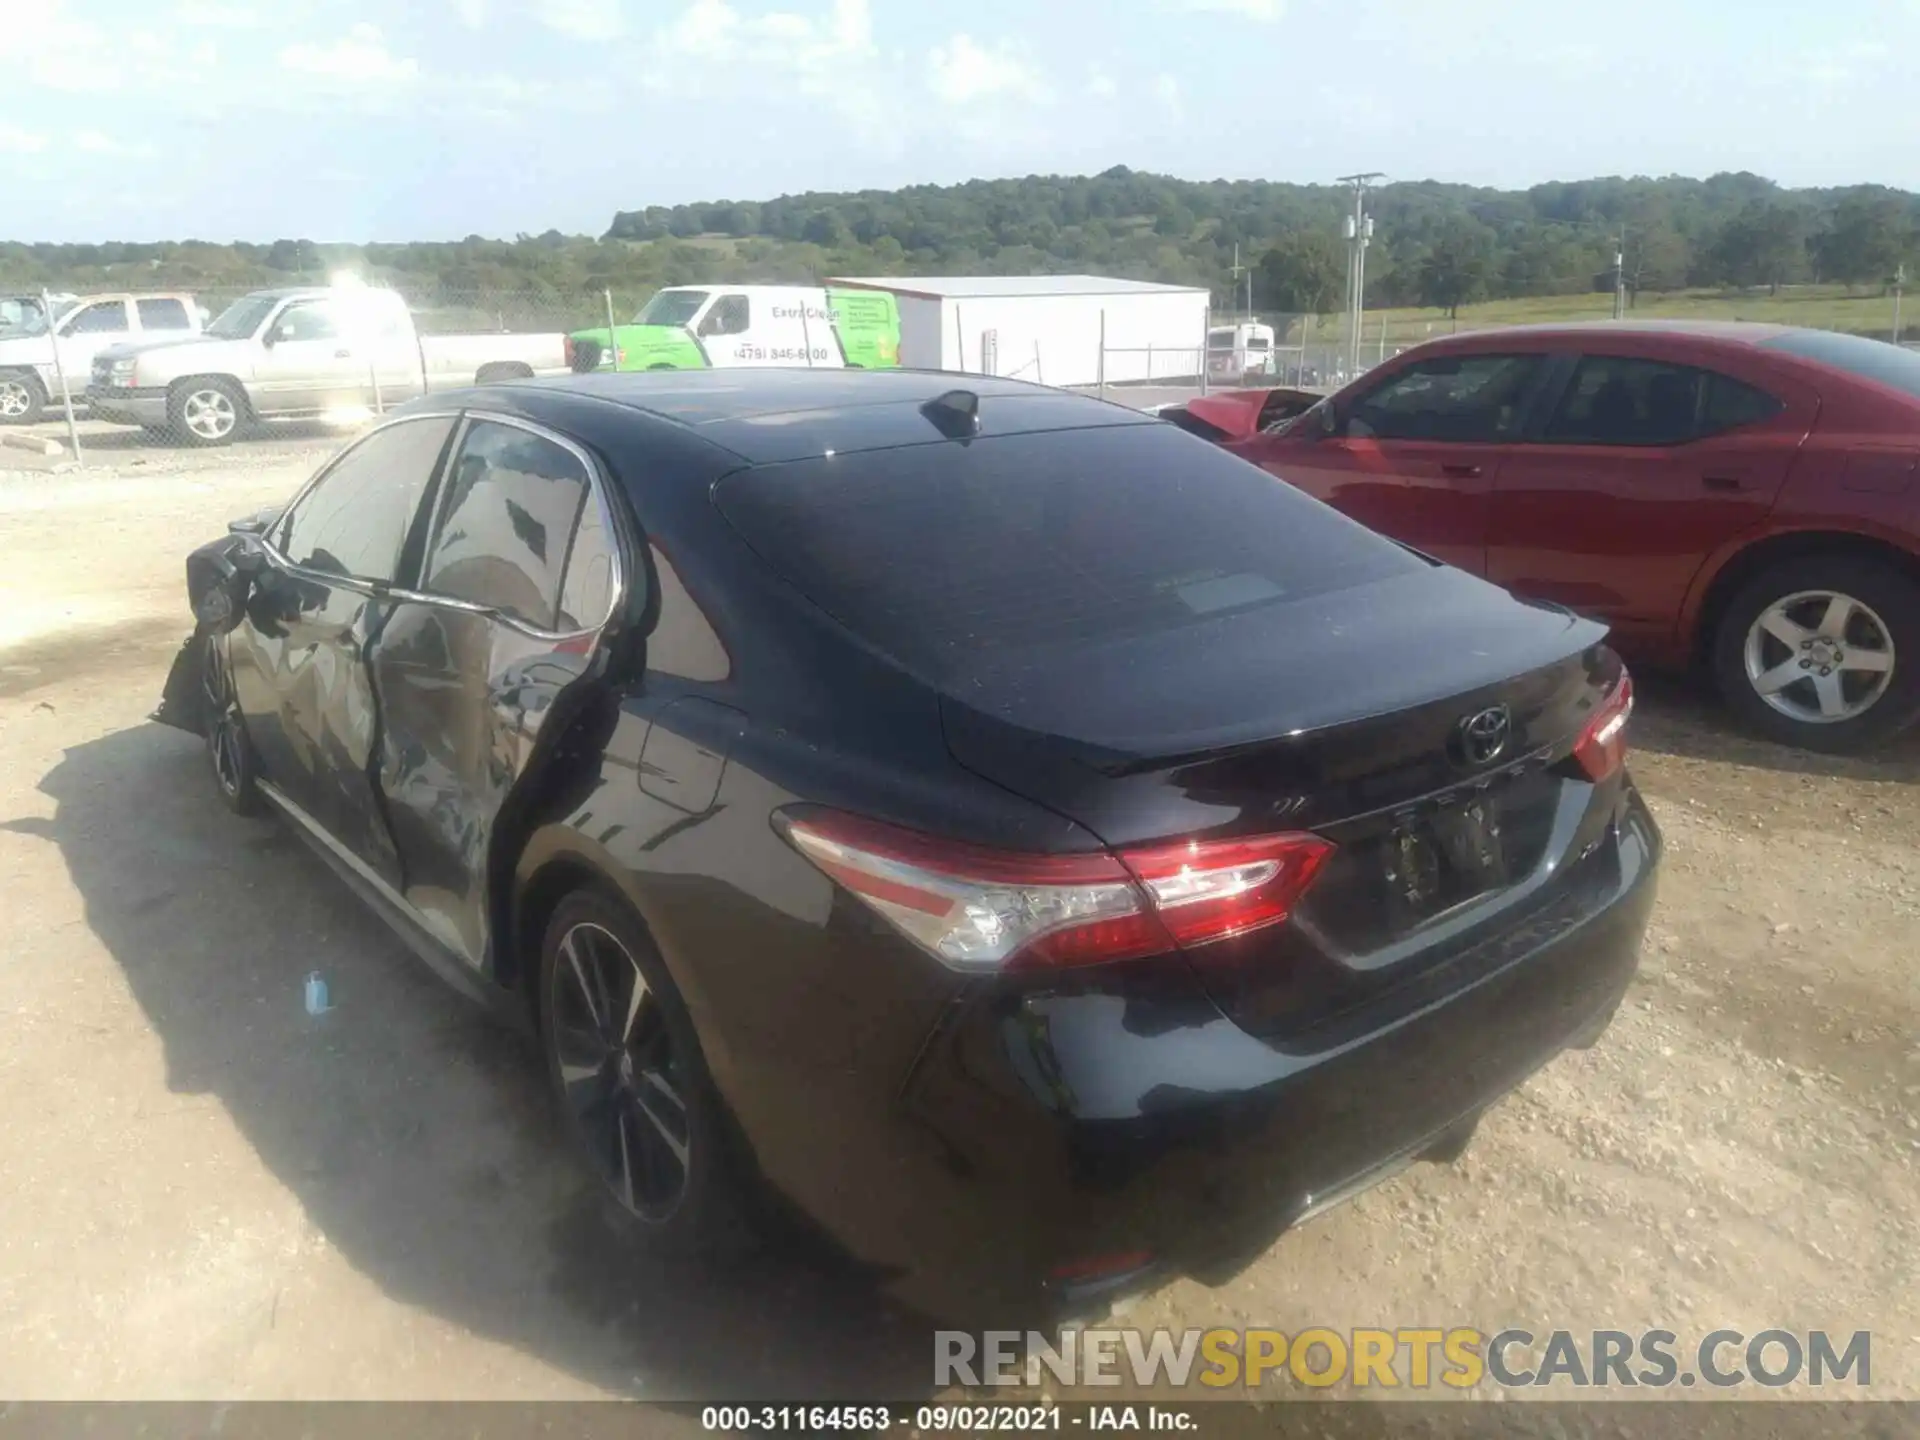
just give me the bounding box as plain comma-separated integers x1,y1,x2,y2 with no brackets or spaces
1815,193,1911,286
1625,222,1690,300
1415,220,1494,318
1707,202,1809,294
1257,230,1345,314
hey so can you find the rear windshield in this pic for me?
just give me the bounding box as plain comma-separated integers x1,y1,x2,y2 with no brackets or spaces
714,423,1423,682
1764,330,1920,399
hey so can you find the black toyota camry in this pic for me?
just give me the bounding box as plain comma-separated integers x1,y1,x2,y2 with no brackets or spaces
157,369,1659,1320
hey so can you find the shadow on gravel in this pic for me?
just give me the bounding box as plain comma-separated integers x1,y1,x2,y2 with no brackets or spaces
6,722,936,1402
1629,671,1920,785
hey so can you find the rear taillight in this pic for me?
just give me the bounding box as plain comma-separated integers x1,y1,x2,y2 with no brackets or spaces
779,810,1332,973
1573,671,1634,782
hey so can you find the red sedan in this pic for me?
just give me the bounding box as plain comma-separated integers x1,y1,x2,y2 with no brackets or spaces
1168,322,1920,753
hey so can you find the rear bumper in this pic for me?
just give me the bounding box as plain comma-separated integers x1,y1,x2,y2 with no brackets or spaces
771,783,1659,1321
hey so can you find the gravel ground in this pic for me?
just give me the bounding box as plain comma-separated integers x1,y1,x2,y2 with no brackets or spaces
0,425,1915,1405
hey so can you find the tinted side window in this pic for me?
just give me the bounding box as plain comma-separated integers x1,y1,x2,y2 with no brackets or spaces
1541,357,1778,446
1346,354,1544,442
67,301,129,335
1543,357,1703,446
1700,372,1783,435
715,424,1421,681
137,298,192,331
279,417,456,582
556,489,618,632
422,419,591,631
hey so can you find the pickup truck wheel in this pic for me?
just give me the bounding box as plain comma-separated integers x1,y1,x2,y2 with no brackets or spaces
169,379,246,447
0,371,45,425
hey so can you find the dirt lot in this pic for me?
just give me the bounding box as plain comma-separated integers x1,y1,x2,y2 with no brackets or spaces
1,422,1916,1404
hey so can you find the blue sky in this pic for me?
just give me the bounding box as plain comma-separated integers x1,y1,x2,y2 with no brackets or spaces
5,0,1918,242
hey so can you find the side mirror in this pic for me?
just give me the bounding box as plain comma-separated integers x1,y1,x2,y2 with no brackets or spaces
1313,402,1339,438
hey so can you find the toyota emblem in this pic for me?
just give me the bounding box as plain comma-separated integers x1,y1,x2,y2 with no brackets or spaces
1458,705,1512,766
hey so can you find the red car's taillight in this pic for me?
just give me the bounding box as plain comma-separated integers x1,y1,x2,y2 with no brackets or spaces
779,810,1332,972
1573,671,1634,782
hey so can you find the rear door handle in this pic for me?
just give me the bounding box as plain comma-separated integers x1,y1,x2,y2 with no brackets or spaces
1702,474,1749,492
1440,463,1482,479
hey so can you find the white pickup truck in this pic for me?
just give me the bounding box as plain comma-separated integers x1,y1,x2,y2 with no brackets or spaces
0,291,204,424
86,285,571,445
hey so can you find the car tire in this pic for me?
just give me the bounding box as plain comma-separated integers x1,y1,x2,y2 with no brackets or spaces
0,370,45,425
168,378,247,447
203,635,264,815
1711,553,1920,754
537,886,758,1259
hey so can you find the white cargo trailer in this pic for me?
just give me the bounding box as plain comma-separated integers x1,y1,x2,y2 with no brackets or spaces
828,274,1210,389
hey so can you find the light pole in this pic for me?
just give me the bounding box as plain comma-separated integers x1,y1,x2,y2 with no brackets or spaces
1336,171,1384,378
1894,263,1906,346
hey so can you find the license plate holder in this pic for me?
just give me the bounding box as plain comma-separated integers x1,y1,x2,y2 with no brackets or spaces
1383,798,1510,923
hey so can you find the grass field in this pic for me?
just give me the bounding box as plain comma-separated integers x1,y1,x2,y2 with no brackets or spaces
1331,283,1912,346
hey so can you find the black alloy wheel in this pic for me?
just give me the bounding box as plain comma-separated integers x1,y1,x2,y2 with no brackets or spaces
537,889,757,1256
547,916,694,1222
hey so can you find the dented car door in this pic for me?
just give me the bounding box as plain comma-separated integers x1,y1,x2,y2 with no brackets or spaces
371,415,623,971
227,415,458,877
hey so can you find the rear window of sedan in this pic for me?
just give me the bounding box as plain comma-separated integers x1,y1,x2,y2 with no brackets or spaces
712,422,1423,682
1763,330,1920,399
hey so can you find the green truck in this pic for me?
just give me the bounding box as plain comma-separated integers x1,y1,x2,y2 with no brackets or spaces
567,284,901,373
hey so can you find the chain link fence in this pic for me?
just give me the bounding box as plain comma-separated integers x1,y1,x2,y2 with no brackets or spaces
2,276,1916,463
0,286,637,460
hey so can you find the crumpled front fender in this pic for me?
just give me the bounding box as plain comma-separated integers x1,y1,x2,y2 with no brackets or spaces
154,630,208,736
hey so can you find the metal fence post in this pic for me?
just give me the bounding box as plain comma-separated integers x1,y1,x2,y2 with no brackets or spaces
1199,304,1211,397
603,287,619,370
41,289,83,467
1097,309,1106,399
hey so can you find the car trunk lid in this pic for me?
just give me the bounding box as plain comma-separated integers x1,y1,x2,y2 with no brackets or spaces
936,564,1621,1037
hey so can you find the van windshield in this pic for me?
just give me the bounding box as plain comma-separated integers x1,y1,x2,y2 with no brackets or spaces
634,290,709,328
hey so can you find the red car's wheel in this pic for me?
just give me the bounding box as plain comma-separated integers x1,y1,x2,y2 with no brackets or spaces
1713,554,1920,754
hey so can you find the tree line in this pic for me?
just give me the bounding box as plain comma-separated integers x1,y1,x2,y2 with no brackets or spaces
4,168,1915,324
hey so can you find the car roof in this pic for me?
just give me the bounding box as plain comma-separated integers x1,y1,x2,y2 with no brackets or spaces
465,368,1158,465
1425,319,1795,347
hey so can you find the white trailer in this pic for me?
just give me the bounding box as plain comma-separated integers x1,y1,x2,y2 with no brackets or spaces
828,274,1210,389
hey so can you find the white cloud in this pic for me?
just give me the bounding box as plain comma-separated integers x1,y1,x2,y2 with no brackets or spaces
279,24,420,83
1177,0,1283,16
0,125,50,155
74,130,160,158
927,34,1047,105
451,0,489,24
173,1,264,25
535,0,626,40
1154,72,1184,118
1086,66,1118,98
655,0,872,68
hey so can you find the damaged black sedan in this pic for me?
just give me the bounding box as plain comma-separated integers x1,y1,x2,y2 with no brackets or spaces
159,370,1659,1321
